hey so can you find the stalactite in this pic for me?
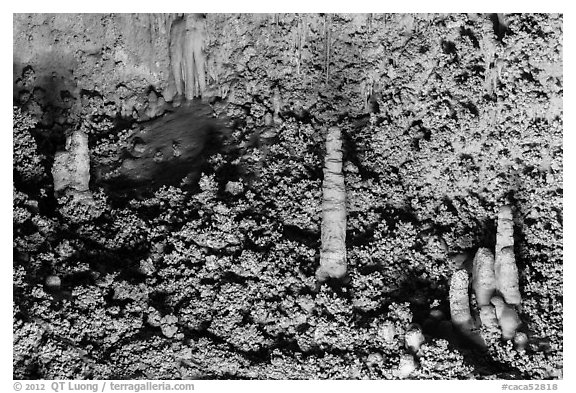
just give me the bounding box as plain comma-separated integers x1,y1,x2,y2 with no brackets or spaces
184,14,207,99
480,14,500,96
291,14,310,76
169,17,186,99
169,13,207,101
324,14,331,84
367,13,373,33
296,15,303,75
316,126,347,282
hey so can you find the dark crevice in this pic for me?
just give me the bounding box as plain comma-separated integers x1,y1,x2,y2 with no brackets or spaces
282,225,319,248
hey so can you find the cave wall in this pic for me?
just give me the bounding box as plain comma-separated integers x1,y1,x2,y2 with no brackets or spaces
13,13,417,127
14,13,562,128
13,13,177,125
12,13,563,379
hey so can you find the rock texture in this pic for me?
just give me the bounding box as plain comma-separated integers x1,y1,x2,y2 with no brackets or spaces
13,13,563,380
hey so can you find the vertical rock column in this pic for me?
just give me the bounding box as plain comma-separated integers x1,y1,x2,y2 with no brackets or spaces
316,126,347,282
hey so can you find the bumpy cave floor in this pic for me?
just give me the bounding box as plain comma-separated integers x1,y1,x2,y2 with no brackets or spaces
13,13,562,379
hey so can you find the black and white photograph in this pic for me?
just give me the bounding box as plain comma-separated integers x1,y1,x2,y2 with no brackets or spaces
10,6,565,383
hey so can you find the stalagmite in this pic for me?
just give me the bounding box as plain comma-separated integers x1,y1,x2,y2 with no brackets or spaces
52,129,91,196
496,206,514,250
495,206,521,305
472,247,496,307
405,324,425,355
378,321,396,344
449,270,475,336
449,205,523,343
449,270,485,347
478,305,500,332
396,353,417,379
491,296,521,340
513,332,529,352
51,129,101,221
316,126,347,282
